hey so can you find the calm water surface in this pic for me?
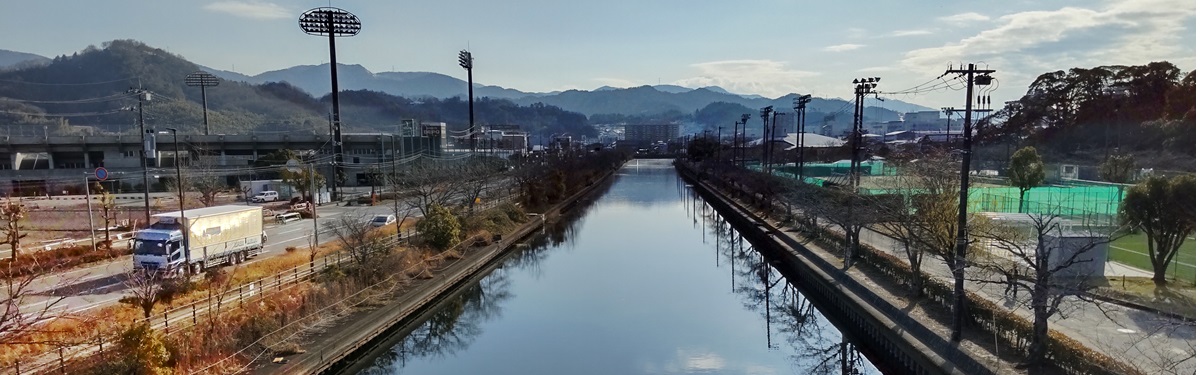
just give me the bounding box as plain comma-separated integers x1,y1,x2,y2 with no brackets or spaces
355,160,882,375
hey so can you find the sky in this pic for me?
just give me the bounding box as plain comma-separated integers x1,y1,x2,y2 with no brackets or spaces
2,0,1195,108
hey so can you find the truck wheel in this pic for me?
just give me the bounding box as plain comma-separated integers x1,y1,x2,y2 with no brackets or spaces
191,263,203,275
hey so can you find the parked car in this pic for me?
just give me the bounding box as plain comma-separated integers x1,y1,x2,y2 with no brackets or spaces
250,190,279,203
369,214,397,227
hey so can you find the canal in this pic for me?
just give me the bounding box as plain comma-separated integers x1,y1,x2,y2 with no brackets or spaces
350,160,884,374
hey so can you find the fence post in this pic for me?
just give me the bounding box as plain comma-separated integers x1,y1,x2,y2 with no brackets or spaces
294,268,299,284
277,274,281,291
239,285,244,307
192,303,197,325
164,312,169,335
58,347,64,374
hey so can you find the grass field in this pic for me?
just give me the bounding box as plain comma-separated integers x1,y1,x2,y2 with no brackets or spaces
1108,231,1196,282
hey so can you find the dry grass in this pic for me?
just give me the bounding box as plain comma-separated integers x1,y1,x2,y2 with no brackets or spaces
1096,276,1196,319
7,201,518,372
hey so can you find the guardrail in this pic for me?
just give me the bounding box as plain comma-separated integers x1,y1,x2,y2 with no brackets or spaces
7,188,530,374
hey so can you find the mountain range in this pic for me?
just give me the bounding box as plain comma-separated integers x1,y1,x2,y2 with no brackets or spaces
0,49,50,70
203,63,932,118
0,41,933,139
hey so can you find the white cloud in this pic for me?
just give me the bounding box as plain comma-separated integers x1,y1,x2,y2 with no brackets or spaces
823,43,865,52
890,29,933,37
858,66,896,73
938,12,991,25
672,60,820,98
903,0,1195,77
203,1,290,19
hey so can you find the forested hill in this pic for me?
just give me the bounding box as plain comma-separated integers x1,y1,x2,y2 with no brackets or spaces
980,62,1195,161
0,40,596,138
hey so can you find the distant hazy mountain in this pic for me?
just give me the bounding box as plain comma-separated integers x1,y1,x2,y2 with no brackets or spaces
221,63,536,100
225,64,933,117
0,49,49,70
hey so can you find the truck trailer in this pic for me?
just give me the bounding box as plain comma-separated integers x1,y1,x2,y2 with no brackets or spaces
133,205,266,275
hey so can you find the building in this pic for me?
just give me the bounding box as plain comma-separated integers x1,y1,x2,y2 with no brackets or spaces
0,133,445,195
623,124,680,146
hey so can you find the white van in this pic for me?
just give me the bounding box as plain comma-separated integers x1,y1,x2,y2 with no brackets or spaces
251,190,280,203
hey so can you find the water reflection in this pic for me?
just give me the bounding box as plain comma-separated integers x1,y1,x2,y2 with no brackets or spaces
357,177,614,374
354,160,883,375
683,185,878,375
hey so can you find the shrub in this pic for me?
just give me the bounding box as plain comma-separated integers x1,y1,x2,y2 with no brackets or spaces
89,323,174,375
416,204,461,251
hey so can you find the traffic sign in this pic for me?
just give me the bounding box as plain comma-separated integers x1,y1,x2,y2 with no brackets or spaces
94,167,109,181
285,159,303,173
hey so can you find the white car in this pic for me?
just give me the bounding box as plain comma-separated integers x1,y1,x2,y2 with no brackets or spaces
370,214,397,227
250,191,279,203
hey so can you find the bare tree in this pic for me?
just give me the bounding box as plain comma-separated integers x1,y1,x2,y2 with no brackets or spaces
972,211,1116,367
870,184,928,297
92,182,118,249
397,160,463,218
1,263,71,338
0,198,28,260
459,158,506,215
324,211,391,281
188,152,227,207
869,152,962,297
804,187,873,268
121,268,164,318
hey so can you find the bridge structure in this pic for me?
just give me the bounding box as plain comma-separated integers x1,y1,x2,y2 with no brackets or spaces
0,133,446,195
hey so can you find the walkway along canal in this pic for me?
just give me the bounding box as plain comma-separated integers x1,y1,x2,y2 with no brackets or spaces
340,160,893,375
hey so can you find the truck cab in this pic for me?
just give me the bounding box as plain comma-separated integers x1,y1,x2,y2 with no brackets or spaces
132,221,187,274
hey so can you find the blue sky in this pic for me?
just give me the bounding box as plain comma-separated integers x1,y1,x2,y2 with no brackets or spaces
2,0,1195,108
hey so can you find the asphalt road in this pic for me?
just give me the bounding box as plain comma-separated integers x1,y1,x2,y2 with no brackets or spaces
12,200,407,321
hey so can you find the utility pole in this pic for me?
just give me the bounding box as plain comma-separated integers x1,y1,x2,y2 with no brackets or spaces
845,78,880,269
794,94,812,181
759,106,773,171
127,88,153,227
944,63,995,342
459,50,475,154
717,126,723,162
739,114,750,167
850,77,879,188
771,111,787,174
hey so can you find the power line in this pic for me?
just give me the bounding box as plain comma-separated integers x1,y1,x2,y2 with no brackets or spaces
0,76,138,86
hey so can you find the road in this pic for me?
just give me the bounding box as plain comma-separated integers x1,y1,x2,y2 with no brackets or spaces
11,200,405,321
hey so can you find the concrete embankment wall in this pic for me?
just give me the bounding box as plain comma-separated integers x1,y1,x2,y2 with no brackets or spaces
677,165,991,375
274,170,617,374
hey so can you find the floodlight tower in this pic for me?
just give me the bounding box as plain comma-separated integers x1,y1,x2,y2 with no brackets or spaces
459,50,476,154
184,71,219,135
299,7,361,201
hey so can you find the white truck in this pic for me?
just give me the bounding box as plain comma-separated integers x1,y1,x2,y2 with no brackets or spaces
133,205,266,276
